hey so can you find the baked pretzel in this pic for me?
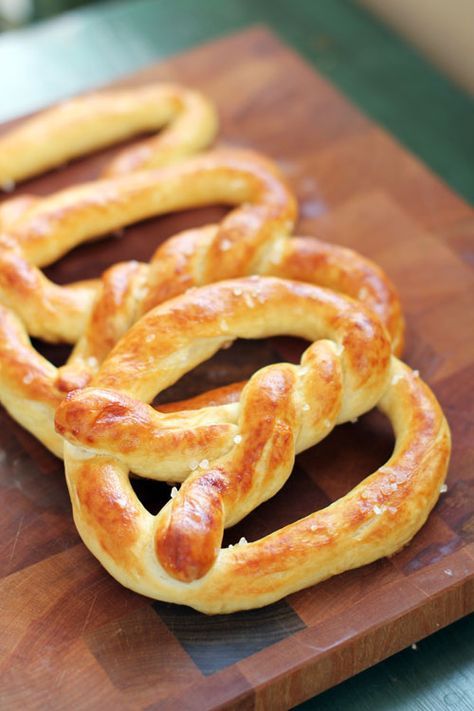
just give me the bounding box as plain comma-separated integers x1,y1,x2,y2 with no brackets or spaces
0,150,294,342
55,277,450,613
0,150,403,455
0,83,218,188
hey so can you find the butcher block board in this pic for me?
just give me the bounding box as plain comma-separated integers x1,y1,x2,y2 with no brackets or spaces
0,27,473,711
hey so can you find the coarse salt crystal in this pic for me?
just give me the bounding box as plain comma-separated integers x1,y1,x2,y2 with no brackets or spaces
233,288,243,296
146,333,156,343
22,373,33,385
238,536,248,545
390,482,398,491
373,505,384,515
72,447,96,461
228,543,234,548
413,369,420,378
444,568,453,576
302,403,310,412
87,356,98,368
310,524,317,532
220,319,229,331
411,643,418,651
243,293,254,308
334,343,345,356
391,373,403,385
170,486,178,499
350,417,358,424
135,285,148,304
233,434,242,444
300,366,309,376
324,419,331,429
189,461,199,471
220,239,232,251
440,484,448,493
199,459,209,469
358,287,369,300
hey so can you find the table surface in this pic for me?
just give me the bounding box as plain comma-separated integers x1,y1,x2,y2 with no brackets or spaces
0,2,472,710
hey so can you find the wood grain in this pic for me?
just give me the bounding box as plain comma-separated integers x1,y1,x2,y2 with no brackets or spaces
0,27,473,710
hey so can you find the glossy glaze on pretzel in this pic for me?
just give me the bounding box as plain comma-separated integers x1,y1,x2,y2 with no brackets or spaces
0,149,295,342
0,83,218,187
55,277,450,613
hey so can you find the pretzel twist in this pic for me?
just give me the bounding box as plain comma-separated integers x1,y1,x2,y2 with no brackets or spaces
0,83,218,187
55,277,450,613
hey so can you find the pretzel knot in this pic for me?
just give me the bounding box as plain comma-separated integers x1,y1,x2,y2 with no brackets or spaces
55,277,450,614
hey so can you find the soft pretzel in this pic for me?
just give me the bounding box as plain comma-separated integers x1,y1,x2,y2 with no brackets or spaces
0,150,294,342
55,277,450,613
0,149,404,454
0,83,218,187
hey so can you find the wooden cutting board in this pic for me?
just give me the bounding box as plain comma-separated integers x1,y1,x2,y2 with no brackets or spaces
0,26,473,710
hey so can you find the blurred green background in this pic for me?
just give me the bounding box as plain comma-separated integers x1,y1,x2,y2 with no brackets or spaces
0,0,96,28
1,0,472,203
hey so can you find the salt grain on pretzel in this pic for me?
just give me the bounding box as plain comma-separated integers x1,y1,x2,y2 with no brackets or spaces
55,277,450,613
0,83,218,187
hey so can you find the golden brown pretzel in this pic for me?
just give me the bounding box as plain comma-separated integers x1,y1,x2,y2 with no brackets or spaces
0,83,218,188
0,149,403,455
0,150,294,343
55,277,450,613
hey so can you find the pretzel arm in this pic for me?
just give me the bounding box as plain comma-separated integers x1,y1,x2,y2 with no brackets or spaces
0,305,64,454
0,245,100,342
0,84,218,186
11,151,295,267
102,86,218,177
258,235,405,355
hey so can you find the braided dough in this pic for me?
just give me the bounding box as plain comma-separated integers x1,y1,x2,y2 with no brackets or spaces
55,277,450,613
0,150,403,455
0,83,218,187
